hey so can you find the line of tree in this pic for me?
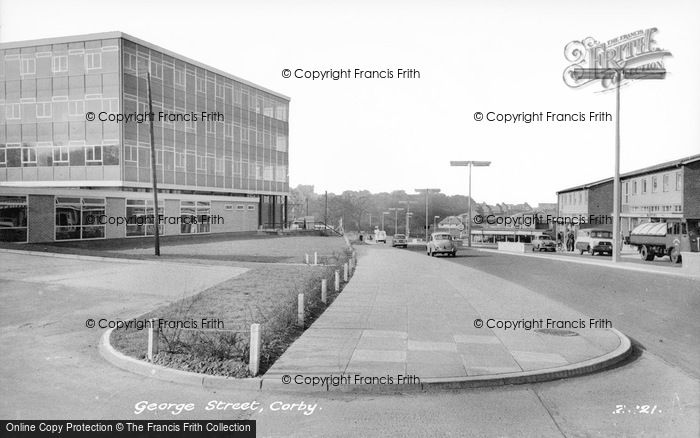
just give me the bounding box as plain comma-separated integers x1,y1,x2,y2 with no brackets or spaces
289,185,486,236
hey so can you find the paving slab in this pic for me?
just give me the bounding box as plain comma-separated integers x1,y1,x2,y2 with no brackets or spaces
262,245,632,392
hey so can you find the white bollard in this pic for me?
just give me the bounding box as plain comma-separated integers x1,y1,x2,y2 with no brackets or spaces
349,257,355,272
297,294,305,327
305,253,309,264
321,279,328,304
314,252,318,265
334,270,340,292
147,318,159,362
249,323,261,376
344,262,349,282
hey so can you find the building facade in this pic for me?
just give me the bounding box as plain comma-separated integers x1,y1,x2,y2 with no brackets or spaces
556,154,700,244
0,32,290,243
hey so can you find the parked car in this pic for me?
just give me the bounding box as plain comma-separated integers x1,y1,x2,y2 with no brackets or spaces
427,232,457,257
392,233,407,248
531,234,556,252
575,228,613,256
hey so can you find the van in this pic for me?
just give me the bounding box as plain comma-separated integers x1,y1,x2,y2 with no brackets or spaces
575,228,613,256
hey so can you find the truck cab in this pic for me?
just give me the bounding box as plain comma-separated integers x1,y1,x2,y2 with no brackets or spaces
629,219,698,263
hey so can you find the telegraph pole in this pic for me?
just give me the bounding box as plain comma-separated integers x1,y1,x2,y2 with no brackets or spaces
147,72,160,256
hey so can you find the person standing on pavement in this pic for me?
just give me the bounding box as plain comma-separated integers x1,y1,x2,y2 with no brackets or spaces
567,231,575,252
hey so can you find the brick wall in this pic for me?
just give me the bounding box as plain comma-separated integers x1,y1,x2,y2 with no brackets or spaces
589,182,614,217
27,195,54,243
684,161,700,218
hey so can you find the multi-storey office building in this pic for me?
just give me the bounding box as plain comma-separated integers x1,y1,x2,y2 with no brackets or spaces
0,32,289,243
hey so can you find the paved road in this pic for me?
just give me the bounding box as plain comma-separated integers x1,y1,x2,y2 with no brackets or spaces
429,246,700,379
1,249,697,437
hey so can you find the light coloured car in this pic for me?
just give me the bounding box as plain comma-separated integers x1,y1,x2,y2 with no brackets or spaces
575,228,613,256
427,232,457,257
531,235,556,252
392,233,407,248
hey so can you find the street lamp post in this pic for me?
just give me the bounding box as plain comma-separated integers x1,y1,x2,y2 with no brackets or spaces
399,200,415,238
415,188,441,242
434,215,440,233
381,211,390,231
450,161,491,248
573,68,666,262
388,207,404,235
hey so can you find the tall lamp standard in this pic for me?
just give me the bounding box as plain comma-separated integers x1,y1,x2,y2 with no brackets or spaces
415,188,441,242
434,215,440,233
388,208,404,235
399,200,415,238
450,161,491,247
572,67,666,262
381,211,390,231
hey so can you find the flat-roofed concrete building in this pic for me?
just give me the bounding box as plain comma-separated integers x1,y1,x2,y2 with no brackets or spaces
0,32,290,243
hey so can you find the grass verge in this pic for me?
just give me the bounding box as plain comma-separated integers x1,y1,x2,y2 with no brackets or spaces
110,248,353,377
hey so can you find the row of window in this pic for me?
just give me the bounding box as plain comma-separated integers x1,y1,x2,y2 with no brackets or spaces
628,205,683,214
625,172,683,198
55,197,256,240
0,143,118,166
122,145,287,181
5,49,115,78
3,99,119,121
559,190,588,207
0,143,287,180
122,53,288,122
561,171,685,207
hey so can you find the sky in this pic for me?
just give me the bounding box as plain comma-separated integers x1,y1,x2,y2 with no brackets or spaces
1,0,698,205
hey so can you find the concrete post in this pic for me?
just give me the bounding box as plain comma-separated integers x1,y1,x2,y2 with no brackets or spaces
147,318,159,362
314,252,318,265
321,279,328,304
297,293,305,327
344,262,349,282
305,253,309,264
249,323,261,376
334,270,340,292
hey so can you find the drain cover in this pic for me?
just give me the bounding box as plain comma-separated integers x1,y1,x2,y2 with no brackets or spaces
535,328,579,337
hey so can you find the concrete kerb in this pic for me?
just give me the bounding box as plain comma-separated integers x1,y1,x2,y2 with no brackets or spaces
98,244,359,391
99,329,262,391
100,325,632,394
259,328,633,394
98,246,631,394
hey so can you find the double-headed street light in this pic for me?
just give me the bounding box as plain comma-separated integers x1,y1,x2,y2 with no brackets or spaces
450,160,491,247
572,67,666,262
415,188,441,242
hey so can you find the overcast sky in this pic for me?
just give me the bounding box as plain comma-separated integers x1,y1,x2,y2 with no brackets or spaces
1,0,698,205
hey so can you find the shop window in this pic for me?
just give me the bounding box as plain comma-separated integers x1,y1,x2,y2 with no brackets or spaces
55,197,105,240
126,199,163,237
0,196,28,242
180,201,211,234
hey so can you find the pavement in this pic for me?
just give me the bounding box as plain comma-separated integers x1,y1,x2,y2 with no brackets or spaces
472,246,699,279
263,244,631,390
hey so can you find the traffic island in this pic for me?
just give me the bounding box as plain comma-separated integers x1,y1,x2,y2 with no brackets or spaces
260,245,635,393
